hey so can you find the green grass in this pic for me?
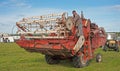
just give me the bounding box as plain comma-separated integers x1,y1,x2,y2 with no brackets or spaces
0,43,120,71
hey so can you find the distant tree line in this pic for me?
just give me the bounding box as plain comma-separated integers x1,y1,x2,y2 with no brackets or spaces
106,32,120,37
116,32,120,37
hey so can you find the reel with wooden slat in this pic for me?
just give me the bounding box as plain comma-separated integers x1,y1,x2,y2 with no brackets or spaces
16,12,69,37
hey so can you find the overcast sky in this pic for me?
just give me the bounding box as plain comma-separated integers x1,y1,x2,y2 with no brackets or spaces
0,0,120,33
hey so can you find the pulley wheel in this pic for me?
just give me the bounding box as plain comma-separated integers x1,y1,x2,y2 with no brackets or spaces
66,17,73,30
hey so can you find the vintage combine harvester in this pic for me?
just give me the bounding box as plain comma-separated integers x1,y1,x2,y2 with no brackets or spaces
16,12,106,68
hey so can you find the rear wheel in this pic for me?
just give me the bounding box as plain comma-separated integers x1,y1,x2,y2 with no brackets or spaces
45,55,60,64
73,53,89,68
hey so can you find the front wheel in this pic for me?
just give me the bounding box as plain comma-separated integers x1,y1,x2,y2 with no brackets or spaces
116,48,119,52
115,44,119,52
103,45,107,52
73,53,89,68
96,53,102,63
45,55,60,64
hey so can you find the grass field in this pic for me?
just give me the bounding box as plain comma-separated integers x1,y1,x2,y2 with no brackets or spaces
0,43,120,71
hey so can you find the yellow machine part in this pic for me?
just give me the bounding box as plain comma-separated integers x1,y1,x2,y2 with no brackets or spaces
109,40,116,44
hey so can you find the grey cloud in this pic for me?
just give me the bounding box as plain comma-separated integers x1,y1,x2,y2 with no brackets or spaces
0,23,11,26
108,5,120,11
0,0,31,8
0,23,7,26
15,14,26,19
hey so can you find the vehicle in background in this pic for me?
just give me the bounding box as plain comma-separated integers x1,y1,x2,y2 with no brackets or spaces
103,33,119,52
0,33,20,43
0,36,14,43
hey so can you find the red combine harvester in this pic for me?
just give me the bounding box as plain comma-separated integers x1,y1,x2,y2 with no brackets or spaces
16,12,107,68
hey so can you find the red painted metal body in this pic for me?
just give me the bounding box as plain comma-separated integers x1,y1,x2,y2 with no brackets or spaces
16,17,107,61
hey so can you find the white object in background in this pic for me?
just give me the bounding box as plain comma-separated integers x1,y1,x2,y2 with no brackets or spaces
107,33,112,40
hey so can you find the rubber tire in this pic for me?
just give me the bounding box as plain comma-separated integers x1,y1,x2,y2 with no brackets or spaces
115,49,119,52
116,48,119,52
73,53,89,68
103,45,107,52
115,45,119,52
96,53,102,62
45,55,60,64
